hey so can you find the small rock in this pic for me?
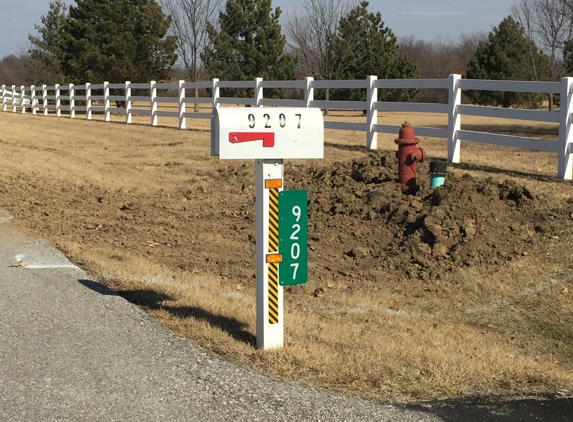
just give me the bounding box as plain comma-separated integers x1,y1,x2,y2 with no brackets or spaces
432,244,448,257
366,211,377,220
509,222,521,232
418,243,432,255
313,288,325,298
410,199,423,212
461,219,477,238
430,207,446,219
349,247,370,258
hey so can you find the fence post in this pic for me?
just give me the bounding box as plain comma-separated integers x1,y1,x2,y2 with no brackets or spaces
255,77,263,107
447,74,462,163
212,78,219,109
1,85,5,112
104,81,111,122
20,85,26,114
366,75,378,150
11,85,16,113
42,85,48,116
558,77,573,180
86,82,92,120
178,79,186,129
55,84,61,117
30,85,36,115
125,81,132,124
304,77,314,107
150,81,157,126
69,84,75,119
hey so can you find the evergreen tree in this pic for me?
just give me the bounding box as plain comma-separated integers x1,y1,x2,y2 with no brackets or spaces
333,2,419,102
27,0,68,84
202,0,296,97
466,16,548,108
61,0,177,83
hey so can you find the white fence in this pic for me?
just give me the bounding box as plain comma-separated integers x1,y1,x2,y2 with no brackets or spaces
2,75,572,179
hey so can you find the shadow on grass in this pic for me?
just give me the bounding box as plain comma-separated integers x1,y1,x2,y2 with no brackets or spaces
79,280,255,346
450,161,562,183
127,289,256,346
397,123,559,138
462,123,559,138
324,141,375,153
408,395,573,421
160,304,256,347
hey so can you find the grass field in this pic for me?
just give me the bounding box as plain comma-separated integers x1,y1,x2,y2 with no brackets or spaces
0,106,572,402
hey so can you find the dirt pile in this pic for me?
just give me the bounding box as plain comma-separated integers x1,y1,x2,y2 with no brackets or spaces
2,149,572,292
286,152,573,286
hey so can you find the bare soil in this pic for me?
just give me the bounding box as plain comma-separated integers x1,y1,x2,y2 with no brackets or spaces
1,109,572,401
3,119,569,295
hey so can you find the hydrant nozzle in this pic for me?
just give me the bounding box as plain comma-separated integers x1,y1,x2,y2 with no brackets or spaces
395,122,426,193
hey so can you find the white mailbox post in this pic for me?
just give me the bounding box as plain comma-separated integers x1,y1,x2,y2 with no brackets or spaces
212,107,324,350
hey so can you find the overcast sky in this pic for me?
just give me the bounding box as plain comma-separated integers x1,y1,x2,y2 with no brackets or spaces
1,0,514,59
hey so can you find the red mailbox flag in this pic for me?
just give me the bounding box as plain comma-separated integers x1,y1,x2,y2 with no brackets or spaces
229,132,275,148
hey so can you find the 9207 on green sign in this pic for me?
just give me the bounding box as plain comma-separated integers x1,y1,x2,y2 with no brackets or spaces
278,190,308,286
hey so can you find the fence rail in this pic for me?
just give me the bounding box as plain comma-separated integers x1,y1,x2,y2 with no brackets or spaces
2,74,572,179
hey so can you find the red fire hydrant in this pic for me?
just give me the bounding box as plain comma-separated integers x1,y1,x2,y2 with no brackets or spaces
395,122,426,193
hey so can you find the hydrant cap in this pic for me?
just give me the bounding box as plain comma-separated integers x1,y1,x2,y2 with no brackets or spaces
396,121,418,143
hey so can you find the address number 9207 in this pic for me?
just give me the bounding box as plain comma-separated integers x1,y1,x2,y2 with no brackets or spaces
279,190,308,286
248,113,302,129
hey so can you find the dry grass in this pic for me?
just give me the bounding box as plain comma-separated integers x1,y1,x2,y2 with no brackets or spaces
95,250,573,401
0,107,572,402
88,248,573,402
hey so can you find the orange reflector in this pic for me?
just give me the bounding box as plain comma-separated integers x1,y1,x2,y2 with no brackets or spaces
265,179,283,189
266,253,283,263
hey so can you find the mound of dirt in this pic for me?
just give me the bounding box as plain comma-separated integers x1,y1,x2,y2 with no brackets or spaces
3,147,572,293
285,151,573,286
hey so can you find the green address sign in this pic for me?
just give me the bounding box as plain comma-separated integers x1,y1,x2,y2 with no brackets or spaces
278,190,308,286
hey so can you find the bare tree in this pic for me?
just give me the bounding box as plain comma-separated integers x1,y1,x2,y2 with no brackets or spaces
0,53,29,86
285,0,358,114
286,0,342,78
399,33,485,79
160,0,221,111
398,32,486,103
512,0,573,109
397,36,434,78
458,31,488,74
429,36,465,78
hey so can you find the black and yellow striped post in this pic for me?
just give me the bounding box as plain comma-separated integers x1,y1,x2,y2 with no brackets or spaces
267,186,280,324
255,159,284,349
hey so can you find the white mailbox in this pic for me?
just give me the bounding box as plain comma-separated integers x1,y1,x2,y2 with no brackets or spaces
211,107,324,160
